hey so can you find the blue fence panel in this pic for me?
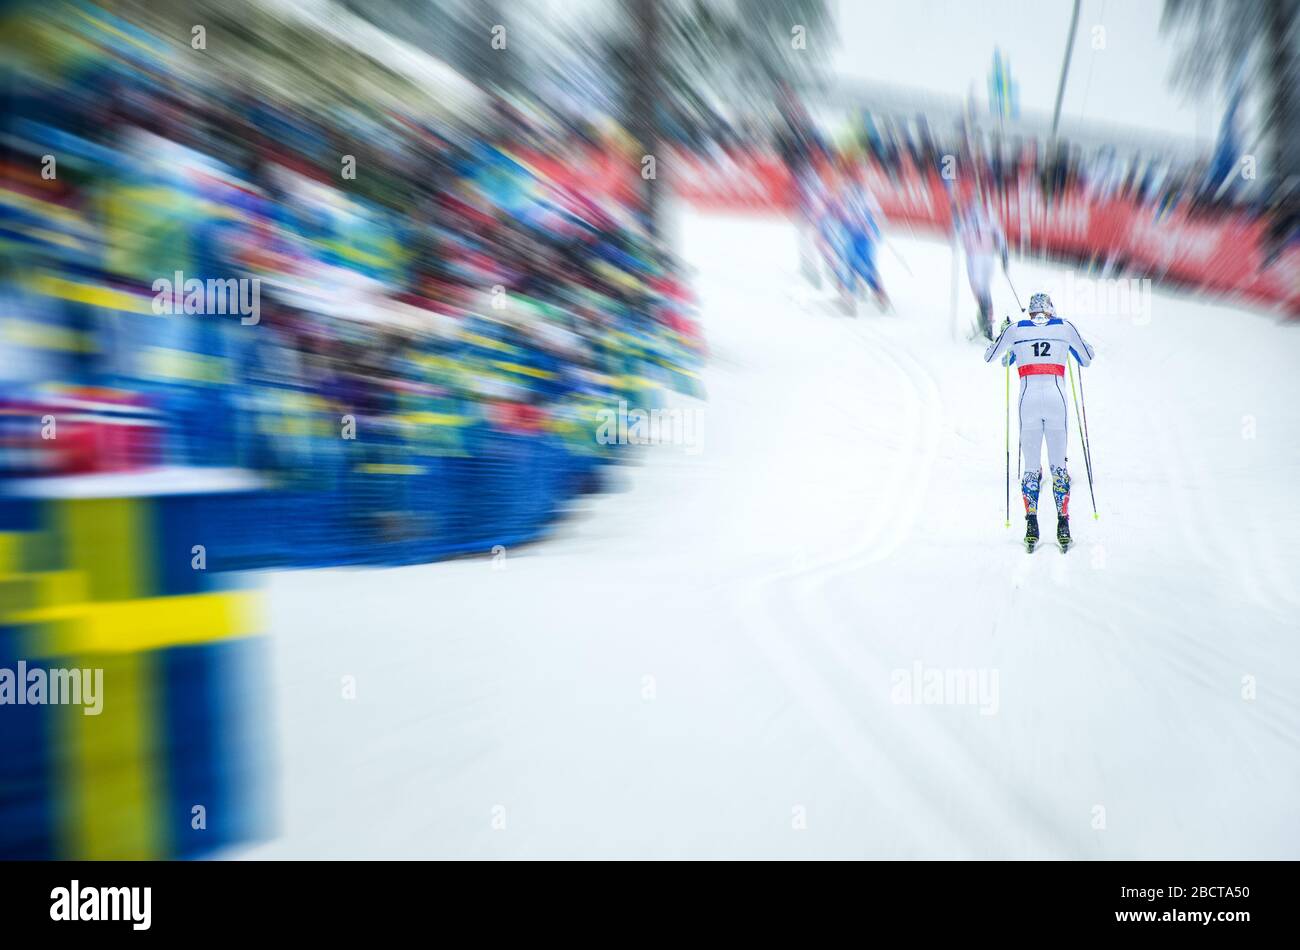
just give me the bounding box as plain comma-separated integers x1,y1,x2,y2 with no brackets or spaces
212,414,631,570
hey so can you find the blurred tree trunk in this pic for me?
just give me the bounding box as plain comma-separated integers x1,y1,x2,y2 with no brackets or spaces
1163,0,1299,259
1264,0,1299,259
628,0,663,237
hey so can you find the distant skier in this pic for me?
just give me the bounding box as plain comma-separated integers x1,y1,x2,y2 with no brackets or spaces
825,155,888,315
984,292,1094,551
956,194,1008,340
794,158,831,287
775,85,828,287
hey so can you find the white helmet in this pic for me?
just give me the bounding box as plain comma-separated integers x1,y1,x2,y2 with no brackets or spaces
1028,292,1055,325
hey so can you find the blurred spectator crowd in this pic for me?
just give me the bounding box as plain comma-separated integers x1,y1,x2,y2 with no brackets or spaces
0,0,704,520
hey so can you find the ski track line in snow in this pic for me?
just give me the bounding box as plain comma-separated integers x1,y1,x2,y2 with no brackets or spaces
690,218,988,854
726,292,973,855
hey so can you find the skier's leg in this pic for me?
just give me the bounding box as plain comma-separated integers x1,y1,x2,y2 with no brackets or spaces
1048,444,1072,547
967,253,994,338
1019,421,1043,548
1019,464,1042,515
871,266,890,309
1018,381,1048,548
798,219,821,286
1046,379,1071,518
852,234,871,284
827,224,859,314
1019,419,1044,514
1019,429,1046,548
1047,431,1070,518
798,181,824,288
855,235,889,307
1044,379,1073,548
1020,387,1045,481
832,243,857,314
849,232,869,298
816,220,838,277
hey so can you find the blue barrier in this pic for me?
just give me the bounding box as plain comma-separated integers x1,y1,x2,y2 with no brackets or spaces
205,421,612,570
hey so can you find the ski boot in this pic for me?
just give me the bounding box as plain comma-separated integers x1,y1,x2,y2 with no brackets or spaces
1024,514,1040,553
1056,516,1071,553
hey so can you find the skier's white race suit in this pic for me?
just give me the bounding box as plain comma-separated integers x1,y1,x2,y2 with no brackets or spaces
959,201,1007,339
984,316,1095,516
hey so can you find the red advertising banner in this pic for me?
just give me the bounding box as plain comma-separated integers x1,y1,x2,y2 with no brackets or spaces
662,147,1299,316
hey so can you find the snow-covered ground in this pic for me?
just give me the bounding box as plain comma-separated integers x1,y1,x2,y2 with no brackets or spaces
241,208,1300,859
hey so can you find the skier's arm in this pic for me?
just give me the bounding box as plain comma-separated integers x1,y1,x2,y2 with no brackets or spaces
1062,319,1095,366
984,321,1014,363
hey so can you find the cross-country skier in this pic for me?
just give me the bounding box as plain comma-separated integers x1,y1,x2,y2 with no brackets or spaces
794,157,832,287
775,85,828,287
956,194,1008,340
984,292,1094,551
825,155,888,315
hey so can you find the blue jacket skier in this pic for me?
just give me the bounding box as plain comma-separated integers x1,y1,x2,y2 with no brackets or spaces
984,292,1094,549
826,158,888,315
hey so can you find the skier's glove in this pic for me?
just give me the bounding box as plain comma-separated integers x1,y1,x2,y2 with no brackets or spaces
1000,351,1013,367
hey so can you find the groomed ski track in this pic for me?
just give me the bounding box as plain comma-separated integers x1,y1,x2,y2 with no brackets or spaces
243,207,1300,859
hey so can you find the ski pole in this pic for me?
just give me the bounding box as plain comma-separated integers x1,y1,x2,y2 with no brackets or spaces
1067,359,1099,519
1067,359,1096,511
1004,360,1011,528
883,236,914,276
1073,364,1096,506
1076,361,1099,518
1003,265,1025,313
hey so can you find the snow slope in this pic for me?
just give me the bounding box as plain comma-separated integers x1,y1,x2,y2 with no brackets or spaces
240,207,1300,859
